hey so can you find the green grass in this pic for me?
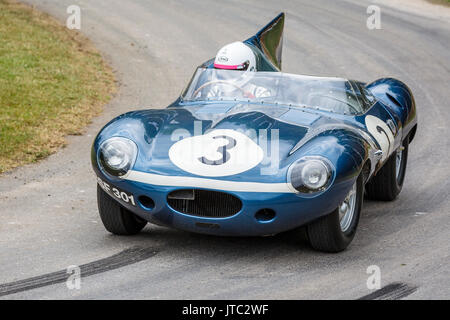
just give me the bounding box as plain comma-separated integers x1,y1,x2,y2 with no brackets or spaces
427,0,450,6
0,0,116,173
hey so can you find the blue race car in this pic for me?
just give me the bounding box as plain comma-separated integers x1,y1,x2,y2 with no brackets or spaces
92,13,417,252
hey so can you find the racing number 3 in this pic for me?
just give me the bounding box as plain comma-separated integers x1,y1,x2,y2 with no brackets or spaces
199,135,237,166
168,128,264,177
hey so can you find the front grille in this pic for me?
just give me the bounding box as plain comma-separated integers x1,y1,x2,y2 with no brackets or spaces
167,189,242,218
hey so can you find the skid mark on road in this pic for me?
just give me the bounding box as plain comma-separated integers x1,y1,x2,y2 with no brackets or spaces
0,247,158,297
358,282,417,300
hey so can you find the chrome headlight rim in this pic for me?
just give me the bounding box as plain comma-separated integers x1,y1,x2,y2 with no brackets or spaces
97,137,138,178
287,156,335,196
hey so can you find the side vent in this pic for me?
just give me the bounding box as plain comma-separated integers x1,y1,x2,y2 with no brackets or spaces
386,92,402,108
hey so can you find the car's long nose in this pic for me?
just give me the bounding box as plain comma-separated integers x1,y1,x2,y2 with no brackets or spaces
125,104,312,178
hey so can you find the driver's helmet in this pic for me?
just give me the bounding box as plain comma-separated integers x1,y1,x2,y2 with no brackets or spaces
212,42,257,88
214,41,257,72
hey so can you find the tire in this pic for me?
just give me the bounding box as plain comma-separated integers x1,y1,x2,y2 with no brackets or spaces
307,173,364,253
365,137,409,201
97,185,147,235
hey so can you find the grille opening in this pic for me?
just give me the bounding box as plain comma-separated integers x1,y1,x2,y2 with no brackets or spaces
255,209,276,222
138,195,155,210
167,189,242,218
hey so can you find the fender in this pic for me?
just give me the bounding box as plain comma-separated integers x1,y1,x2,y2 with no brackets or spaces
366,78,418,142
289,131,369,185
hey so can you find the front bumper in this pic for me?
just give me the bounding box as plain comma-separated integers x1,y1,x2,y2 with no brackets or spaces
96,172,353,237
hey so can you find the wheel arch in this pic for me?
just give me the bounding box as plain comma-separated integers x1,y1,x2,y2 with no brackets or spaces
408,124,418,143
362,159,371,184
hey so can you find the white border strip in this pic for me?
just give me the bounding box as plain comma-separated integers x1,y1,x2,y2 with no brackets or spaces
125,170,295,193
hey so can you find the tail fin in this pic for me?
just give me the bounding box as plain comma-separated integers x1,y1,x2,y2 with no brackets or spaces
245,12,285,71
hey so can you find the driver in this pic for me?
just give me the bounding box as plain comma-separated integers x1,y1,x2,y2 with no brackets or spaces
206,42,271,99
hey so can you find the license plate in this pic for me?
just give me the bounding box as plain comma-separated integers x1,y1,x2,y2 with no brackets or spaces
97,177,136,207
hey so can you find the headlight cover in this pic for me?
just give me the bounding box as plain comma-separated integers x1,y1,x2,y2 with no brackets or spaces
98,137,138,177
288,156,334,194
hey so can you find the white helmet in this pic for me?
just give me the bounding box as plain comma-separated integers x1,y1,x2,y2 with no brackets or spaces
214,42,256,72
211,42,257,93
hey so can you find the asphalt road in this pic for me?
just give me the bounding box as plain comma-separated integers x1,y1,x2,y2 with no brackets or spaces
0,0,449,299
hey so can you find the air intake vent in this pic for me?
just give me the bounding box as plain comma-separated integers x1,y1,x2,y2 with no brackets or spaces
167,189,242,218
386,92,402,108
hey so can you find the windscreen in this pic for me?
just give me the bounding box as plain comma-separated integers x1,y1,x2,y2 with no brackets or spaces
181,68,364,115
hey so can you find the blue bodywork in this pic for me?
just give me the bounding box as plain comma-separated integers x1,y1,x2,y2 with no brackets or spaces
91,13,417,236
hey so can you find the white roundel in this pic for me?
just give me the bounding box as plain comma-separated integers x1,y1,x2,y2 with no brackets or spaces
169,129,264,177
365,115,395,162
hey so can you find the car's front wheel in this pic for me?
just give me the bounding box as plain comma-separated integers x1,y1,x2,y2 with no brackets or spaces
97,185,147,235
307,173,363,252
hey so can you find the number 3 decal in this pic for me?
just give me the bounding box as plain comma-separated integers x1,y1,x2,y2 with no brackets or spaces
199,135,237,166
169,129,263,177
365,115,395,162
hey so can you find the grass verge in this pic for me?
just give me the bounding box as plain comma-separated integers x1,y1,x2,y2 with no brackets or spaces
427,0,450,7
0,0,116,173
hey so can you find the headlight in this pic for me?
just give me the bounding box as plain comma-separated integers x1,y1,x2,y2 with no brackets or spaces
98,137,137,177
288,156,333,194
